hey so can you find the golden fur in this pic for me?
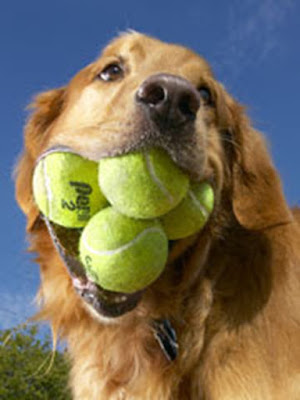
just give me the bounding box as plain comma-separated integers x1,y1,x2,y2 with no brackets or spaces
16,32,300,399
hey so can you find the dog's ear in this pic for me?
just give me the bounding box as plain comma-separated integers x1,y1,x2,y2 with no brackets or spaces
15,87,66,232
228,102,292,230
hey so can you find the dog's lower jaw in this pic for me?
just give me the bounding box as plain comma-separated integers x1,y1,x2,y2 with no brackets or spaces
77,235,204,324
83,302,125,325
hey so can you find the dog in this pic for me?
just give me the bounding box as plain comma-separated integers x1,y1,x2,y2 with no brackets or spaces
15,32,300,399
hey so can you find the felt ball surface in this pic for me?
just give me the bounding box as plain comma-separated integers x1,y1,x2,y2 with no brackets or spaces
98,148,189,219
79,207,168,293
161,182,214,240
33,152,107,228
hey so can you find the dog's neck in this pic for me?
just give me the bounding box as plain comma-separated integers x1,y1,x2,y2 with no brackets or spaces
35,214,296,400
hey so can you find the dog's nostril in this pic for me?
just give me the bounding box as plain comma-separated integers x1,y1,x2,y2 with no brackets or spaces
178,94,199,120
139,84,166,106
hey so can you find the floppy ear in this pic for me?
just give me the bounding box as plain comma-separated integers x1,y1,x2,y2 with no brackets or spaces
230,108,292,230
233,111,292,230
15,87,66,232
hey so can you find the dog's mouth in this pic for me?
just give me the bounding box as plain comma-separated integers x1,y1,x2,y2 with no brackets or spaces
72,277,143,318
39,142,213,319
44,217,144,318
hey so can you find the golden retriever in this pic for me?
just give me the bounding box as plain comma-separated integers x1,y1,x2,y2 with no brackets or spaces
16,32,300,399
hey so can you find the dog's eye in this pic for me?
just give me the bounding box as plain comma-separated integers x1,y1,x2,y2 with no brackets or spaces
98,63,124,82
198,87,213,106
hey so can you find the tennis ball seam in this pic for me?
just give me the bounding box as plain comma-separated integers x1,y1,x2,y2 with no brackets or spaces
81,226,166,256
144,150,174,203
42,158,54,219
188,190,209,218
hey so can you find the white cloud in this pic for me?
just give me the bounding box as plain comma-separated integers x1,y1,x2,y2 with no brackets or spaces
214,0,295,80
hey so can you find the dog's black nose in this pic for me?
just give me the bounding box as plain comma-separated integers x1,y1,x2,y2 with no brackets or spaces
136,73,200,129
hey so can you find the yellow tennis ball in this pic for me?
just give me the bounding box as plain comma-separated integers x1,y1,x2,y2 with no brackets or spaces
32,151,108,228
161,182,214,240
79,207,168,294
98,148,189,219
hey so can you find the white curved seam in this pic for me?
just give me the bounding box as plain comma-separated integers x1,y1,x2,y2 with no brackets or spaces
144,151,174,203
43,159,53,219
188,190,208,218
82,227,164,256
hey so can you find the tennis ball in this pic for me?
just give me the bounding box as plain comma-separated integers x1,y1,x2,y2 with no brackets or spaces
161,182,214,240
79,207,168,293
32,151,108,228
99,148,189,219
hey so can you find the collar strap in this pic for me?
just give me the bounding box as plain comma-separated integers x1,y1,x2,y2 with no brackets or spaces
152,319,178,362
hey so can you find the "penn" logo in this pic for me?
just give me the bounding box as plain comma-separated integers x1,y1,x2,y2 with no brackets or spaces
61,181,93,221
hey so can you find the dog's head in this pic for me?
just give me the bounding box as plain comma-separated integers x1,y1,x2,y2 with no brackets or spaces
15,32,291,321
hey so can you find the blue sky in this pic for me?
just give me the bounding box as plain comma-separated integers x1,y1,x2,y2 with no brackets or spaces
1,0,299,329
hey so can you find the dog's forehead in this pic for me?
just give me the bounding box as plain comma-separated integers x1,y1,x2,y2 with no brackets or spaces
100,32,212,76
